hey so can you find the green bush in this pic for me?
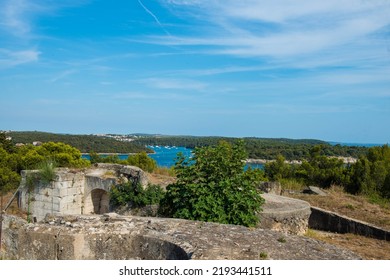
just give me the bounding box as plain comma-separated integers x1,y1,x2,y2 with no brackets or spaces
159,140,265,227
110,182,165,208
126,152,157,172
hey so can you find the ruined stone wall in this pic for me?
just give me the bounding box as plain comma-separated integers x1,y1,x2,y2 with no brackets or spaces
1,214,361,260
18,164,148,222
309,206,390,241
20,169,85,222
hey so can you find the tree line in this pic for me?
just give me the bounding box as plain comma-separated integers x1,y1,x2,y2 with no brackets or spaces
133,136,368,160
0,134,90,195
264,144,390,200
8,131,151,153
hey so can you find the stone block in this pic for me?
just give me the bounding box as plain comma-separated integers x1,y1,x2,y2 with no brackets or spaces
53,188,68,197
67,187,79,196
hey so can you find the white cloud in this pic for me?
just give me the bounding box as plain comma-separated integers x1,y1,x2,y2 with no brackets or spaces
0,48,40,68
140,78,207,90
157,0,390,68
0,0,31,37
48,70,77,83
0,0,91,38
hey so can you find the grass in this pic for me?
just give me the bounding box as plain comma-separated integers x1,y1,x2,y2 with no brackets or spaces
277,236,287,243
279,178,306,192
152,167,176,177
36,160,57,184
304,229,390,260
294,186,390,260
103,170,116,178
286,185,390,230
259,252,268,260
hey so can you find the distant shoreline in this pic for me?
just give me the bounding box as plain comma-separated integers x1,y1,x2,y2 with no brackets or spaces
81,154,357,164
246,156,357,164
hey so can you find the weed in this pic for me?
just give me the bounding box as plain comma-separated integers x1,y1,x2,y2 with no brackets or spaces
277,236,287,243
280,178,305,192
305,229,319,239
259,251,268,260
345,204,355,210
103,170,116,178
153,167,176,177
36,160,57,184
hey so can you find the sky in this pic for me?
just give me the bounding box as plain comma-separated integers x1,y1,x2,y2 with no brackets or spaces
0,0,390,144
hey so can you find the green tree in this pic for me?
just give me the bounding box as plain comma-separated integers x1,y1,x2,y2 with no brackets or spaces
126,152,157,172
0,147,21,197
264,155,291,180
16,142,90,169
347,145,390,198
0,132,14,153
296,145,346,188
160,140,265,227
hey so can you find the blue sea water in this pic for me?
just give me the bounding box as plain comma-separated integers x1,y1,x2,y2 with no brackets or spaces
147,146,193,168
82,146,264,169
328,141,384,147
148,146,264,169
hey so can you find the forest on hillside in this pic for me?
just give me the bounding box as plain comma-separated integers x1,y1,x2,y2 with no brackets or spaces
133,136,368,160
8,131,151,153
7,131,369,160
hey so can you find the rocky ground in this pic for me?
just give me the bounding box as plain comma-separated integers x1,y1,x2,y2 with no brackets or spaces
2,214,361,260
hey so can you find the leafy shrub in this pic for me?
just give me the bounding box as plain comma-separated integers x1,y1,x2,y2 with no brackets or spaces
126,152,157,172
110,182,165,208
159,140,265,227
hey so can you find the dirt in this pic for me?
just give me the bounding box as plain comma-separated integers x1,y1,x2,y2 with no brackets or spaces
147,172,176,189
306,230,390,260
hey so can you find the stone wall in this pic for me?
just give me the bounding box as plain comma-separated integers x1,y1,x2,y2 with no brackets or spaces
309,206,390,241
19,169,85,222
18,164,148,222
1,213,361,260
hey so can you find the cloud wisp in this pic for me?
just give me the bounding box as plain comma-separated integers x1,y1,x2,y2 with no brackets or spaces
138,0,172,36
0,48,40,68
155,0,390,69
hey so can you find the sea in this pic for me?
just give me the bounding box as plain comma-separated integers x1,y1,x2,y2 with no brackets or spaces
82,145,264,170
147,146,193,168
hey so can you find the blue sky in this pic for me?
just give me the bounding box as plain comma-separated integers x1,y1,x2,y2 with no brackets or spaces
0,0,389,144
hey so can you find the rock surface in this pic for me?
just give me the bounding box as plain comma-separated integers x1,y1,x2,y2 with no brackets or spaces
2,214,361,260
259,194,311,235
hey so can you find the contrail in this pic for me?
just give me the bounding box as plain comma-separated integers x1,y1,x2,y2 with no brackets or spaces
137,0,171,36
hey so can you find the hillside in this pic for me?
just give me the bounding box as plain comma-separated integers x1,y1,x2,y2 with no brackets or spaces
133,135,368,160
8,131,151,154
6,131,369,160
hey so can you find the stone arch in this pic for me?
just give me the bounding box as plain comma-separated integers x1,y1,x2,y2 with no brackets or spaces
84,189,110,214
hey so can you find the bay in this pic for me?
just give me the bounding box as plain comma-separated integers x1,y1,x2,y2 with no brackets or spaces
147,146,193,168
82,146,263,170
